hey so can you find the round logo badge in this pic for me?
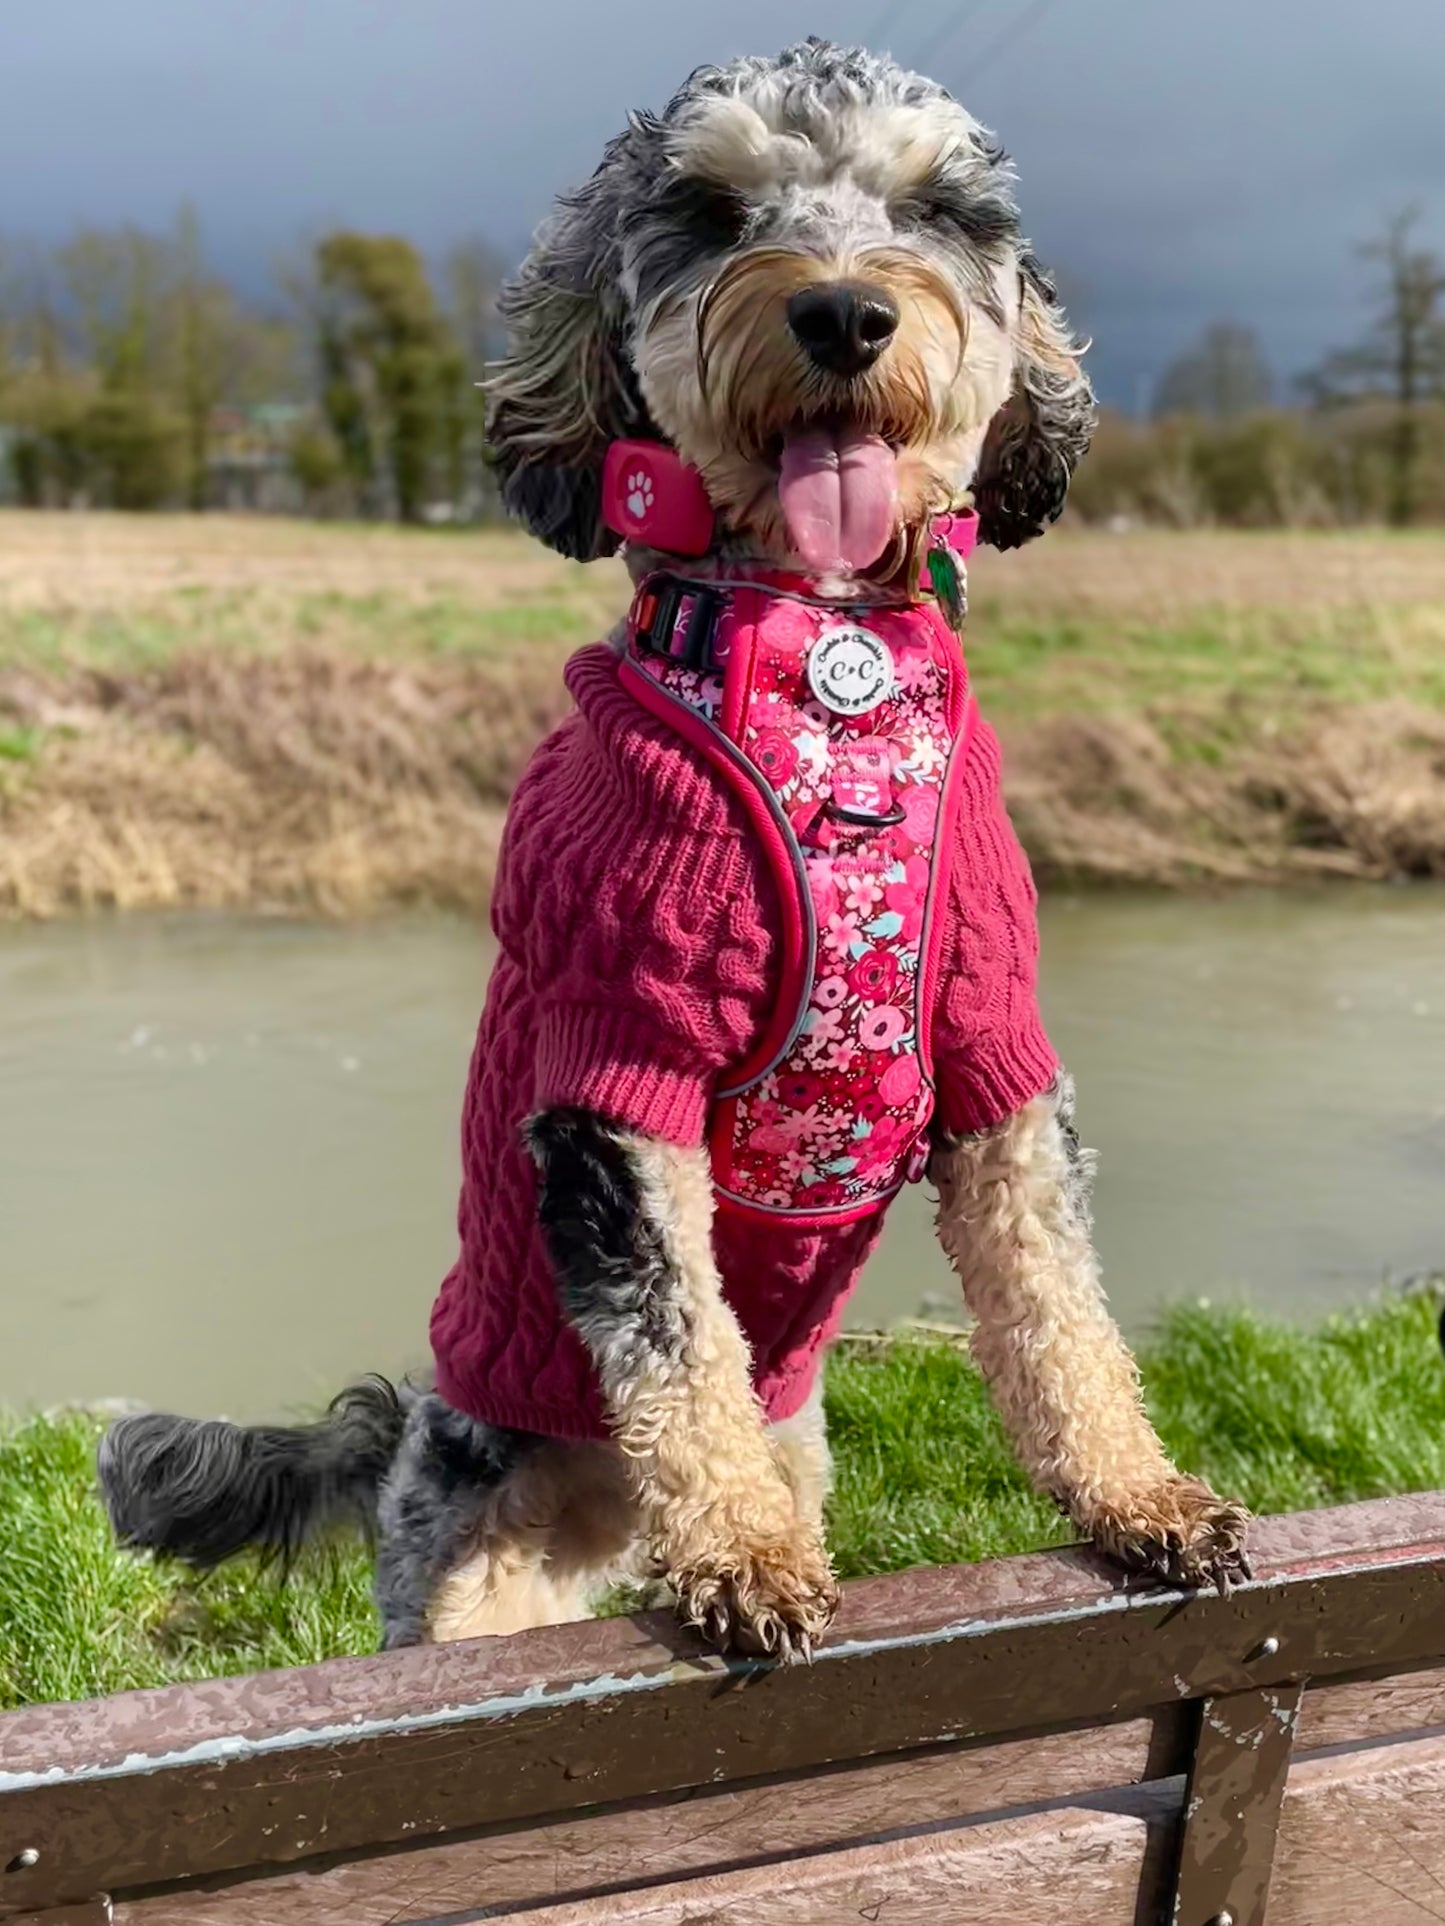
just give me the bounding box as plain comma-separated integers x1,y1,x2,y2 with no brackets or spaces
805,626,895,717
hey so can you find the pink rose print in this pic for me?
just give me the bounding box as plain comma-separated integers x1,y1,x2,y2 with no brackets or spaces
899,784,939,846
640,580,962,1215
843,871,883,915
893,647,937,695
884,855,929,944
814,974,849,1010
878,1053,923,1107
859,1004,909,1051
778,1070,822,1109
802,1006,845,1048
823,910,861,956
794,1105,840,1145
905,735,947,779
854,1115,916,1178
848,947,900,1002
754,728,798,786
806,860,840,923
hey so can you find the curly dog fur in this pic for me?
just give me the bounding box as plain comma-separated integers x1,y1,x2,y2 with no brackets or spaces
99,38,1248,1659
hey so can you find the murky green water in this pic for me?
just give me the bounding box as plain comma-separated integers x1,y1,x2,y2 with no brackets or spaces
3,890,1443,1419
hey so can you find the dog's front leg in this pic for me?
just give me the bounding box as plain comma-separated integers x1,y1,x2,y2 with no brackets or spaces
526,1107,838,1658
931,1075,1251,1589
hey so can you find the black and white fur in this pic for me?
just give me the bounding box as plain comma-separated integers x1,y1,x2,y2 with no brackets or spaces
100,41,1249,1658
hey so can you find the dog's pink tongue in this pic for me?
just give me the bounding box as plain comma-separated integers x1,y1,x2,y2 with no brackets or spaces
778,427,898,574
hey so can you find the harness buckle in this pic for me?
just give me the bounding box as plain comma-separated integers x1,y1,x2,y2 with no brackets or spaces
631,579,725,672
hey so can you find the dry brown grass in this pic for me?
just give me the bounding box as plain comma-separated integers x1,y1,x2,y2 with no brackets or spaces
2,510,1445,915
1008,702,1445,886
0,651,571,916
0,510,626,611
971,525,1445,622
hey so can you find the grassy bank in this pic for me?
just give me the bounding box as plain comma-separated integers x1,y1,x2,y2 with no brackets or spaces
2,513,1445,914
3,1289,1443,1711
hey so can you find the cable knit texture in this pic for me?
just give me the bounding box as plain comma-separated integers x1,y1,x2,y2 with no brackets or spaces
430,641,1056,1440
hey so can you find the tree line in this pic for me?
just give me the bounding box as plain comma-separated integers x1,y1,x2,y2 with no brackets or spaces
0,213,503,521
1,208,1442,526
1083,210,1445,529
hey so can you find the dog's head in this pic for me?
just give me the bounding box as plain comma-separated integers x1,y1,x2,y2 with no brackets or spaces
487,38,1094,572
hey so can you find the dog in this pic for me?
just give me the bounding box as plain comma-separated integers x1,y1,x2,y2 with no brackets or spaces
101,39,1250,1660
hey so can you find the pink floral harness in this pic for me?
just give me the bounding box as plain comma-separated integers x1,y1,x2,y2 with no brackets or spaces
620,558,977,1227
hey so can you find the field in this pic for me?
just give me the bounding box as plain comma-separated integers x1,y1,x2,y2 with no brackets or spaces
4,1288,1442,1710
3,511,1445,914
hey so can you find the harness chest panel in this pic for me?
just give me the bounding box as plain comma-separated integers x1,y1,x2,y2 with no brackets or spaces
622,580,974,1227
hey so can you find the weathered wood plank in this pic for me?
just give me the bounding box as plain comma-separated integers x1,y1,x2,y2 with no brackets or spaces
5,1494,1440,1780
457,1788,1179,1926
4,1497,1445,1917
109,1716,1184,1925
1298,1658,1445,1750
1268,1732,1445,1925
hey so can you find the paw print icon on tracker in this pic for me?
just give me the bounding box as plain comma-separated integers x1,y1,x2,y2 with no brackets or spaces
626,471,655,521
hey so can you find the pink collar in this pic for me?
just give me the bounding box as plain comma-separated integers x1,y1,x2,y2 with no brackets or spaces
601,438,977,579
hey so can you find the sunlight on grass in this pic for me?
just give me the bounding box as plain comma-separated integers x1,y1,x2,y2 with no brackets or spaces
3,1290,1441,1710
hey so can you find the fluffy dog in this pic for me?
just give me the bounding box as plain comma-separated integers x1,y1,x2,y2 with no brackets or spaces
101,39,1250,1660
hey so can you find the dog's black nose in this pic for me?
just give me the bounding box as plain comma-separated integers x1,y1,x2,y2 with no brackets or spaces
787,280,900,378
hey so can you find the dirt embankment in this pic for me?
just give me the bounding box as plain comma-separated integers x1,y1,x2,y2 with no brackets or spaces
0,651,571,917
3,513,1445,915
4,653,1445,918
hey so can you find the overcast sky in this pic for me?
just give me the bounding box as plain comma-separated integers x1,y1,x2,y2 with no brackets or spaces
3,0,1442,407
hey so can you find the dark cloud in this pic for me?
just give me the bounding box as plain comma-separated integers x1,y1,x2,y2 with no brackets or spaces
2,0,1441,405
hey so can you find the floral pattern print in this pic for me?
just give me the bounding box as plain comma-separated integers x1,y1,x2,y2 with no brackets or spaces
635,585,964,1216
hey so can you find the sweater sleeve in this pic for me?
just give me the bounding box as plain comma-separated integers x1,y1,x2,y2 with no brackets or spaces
930,719,1058,1135
492,645,778,1146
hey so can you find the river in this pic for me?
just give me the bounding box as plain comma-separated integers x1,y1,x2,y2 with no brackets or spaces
3,888,1442,1419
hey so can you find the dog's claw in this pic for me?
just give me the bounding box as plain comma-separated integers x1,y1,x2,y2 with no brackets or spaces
1090,1478,1252,1598
674,1539,838,1663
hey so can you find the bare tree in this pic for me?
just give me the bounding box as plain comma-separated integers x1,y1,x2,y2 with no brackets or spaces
1304,208,1445,525
1154,323,1274,421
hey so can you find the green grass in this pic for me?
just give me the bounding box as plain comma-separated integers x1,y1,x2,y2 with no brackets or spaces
0,589,603,673
967,601,1445,725
4,1289,1442,1713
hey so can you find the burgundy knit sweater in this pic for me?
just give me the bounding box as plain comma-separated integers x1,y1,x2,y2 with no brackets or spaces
430,641,1056,1440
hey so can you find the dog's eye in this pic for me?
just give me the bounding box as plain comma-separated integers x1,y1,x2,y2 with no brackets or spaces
671,176,752,252
895,190,1015,254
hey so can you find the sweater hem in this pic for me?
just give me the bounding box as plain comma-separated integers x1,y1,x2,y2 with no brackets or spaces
936,1019,1060,1136
434,1359,824,1443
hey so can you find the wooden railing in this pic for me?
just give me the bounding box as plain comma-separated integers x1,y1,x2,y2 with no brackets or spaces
3,1493,1445,1924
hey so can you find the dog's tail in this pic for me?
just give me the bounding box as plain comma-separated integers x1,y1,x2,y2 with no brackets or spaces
97,1377,407,1569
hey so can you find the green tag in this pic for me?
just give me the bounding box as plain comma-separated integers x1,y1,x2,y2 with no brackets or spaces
927,543,967,632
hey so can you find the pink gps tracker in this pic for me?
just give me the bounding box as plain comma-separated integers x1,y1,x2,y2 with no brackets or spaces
602,440,716,556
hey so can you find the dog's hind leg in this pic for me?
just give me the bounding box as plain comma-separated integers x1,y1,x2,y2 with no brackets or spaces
771,1379,833,1536
424,1438,651,1642
526,1107,838,1660
373,1394,535,1648
931,1073,1251,1591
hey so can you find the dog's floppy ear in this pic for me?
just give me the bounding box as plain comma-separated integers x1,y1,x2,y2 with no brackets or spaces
486,122,658,561
974,254,1095,551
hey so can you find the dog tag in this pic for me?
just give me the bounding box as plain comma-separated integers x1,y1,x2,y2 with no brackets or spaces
806,626,895,717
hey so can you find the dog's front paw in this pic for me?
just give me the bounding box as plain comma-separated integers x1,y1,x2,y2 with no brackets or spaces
673,1533,839,1662
1088,1475,1253,1595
